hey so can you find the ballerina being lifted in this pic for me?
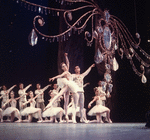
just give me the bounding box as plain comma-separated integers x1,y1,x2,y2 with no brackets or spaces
45,53,80,123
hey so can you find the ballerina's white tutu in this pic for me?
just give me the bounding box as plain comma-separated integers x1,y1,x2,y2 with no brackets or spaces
3,107,20,117
3,99,20,118
88,97,110,116
21,100,41,119
67,106,87,117
57,78,79,94
43,101,64,118
42,107,63,118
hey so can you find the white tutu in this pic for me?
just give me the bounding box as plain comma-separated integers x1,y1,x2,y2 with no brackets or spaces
21,107,41,119
57,78,79,93
67,107,81,117
42,107,63,118
88,105,110,116
2,107,20,118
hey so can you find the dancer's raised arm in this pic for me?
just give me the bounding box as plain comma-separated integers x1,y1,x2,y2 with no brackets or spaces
24,84,32,92
64,53,69,70
7,85,17,93
42,85,51,92
82,64,95,77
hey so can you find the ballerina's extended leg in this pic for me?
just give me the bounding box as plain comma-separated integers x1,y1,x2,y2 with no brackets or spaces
45,86,68,110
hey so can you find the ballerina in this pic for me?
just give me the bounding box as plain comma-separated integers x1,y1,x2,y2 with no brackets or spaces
42,91,63,123
0,85,16,121
50,84,63,107
88,87,112,123
35,84,51,112
2,91,22,122
0,85,17,110
46,53,79,123
21,91,43,123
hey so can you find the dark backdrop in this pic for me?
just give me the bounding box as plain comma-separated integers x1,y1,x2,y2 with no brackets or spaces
0,0,150,122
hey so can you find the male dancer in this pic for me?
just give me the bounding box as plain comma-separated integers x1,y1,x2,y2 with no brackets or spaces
18,83,32,111
72,64,95,123
35,84,51,111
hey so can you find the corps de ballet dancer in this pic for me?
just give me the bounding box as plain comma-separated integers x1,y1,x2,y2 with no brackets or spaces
18,83,32,111
0,85,16,109
97,80,112,122
0,85,17,121
45,53,80,123
88,87,112,123
72,63,95,123
35,84,51,112
2,91,22,122
42,90,63,123
21,91,43,123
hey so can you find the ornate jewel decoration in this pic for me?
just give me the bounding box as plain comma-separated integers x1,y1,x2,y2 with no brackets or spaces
15,0,150,96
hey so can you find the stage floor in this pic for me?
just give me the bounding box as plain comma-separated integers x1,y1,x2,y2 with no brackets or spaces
0,123,149,140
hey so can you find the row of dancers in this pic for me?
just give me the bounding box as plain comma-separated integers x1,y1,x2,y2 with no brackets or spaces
0,53,112,123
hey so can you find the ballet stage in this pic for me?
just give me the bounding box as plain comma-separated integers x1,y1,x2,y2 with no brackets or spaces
0,123,149,140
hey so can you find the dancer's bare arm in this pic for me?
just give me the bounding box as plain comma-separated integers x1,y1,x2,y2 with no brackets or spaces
24,84,32,92
82,64,95,78
88,96,98,108
49,71,68,82
64,53,69,70
7,85,17,94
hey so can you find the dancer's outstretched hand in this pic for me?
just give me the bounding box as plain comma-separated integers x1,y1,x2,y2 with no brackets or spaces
64,53,68,56
91,64,95,68
88,104,91,108
49,78,54,82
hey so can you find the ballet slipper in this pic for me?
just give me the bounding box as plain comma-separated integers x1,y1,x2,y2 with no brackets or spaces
100,120,104,123
15,119,22,123
72,120,77,124
80,118,89,123
59,120,64,123
65,115,69,123
37,120,43,123
108,119,112,123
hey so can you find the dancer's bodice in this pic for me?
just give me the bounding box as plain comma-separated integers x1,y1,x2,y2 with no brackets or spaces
10,99,17,107
63,71,73,81
96,96,102,105
29,99,36,107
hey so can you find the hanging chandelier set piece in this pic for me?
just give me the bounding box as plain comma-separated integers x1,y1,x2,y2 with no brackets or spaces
15,0,150,95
